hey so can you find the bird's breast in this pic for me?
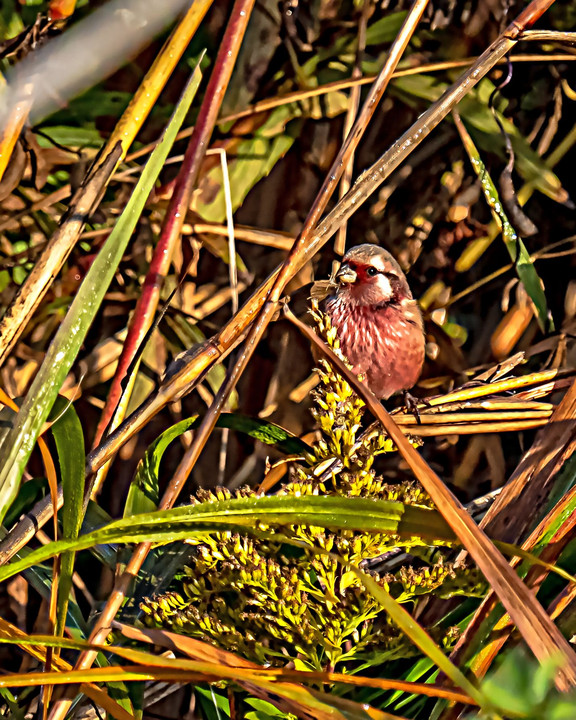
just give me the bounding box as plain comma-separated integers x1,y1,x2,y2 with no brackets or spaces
325,297,424,399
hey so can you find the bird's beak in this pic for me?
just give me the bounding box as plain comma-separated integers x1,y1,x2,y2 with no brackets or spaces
336,263,357,285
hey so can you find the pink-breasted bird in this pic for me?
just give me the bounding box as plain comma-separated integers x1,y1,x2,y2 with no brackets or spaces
325,244,425,400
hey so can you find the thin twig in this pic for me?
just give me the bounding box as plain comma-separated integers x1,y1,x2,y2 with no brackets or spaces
334,0,370,259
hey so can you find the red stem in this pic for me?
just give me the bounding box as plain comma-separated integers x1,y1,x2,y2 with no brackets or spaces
93,0,257,447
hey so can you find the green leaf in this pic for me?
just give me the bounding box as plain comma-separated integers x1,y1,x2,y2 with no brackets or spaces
3,477,48,529
196,687,230,720
244,697,287,720
35,124,104,148
365,11,407,46
455,114,552,332
0,494,455,583
49,397,85,636
125,410,310,522
47,89,133,124
0,60,204,523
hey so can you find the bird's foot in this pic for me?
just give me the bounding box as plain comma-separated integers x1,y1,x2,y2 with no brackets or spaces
402,391,430,425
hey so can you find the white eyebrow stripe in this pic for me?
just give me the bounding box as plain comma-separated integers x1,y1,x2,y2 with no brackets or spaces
376,273,393,299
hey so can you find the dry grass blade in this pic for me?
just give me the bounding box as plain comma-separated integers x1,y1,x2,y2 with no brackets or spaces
0,629,422,720
190,222,294,250
115,622,477,706
334,0,370,257
481,379,576,543
285,306,576,690
0,146,121,367
441,486,576,720
0,91,32,183
0,618,136,720
0,666,410,720
396,410,551,425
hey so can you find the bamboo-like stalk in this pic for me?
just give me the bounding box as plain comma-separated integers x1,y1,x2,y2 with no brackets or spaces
408,420,547,436
334,0,369,257
422,369,562,407
396,410,551,425
190,223,294,250
0,0,214,368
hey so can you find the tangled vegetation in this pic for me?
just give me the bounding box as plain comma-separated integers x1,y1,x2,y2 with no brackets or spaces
140,310,482,672
0,1,574,719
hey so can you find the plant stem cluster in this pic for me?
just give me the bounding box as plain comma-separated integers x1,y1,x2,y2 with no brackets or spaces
140,309,481,671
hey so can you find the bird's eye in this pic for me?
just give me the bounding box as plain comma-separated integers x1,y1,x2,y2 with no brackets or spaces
366,267,379,277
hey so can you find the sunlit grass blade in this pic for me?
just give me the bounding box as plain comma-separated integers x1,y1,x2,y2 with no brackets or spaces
0,664,408,720
0,627,477,707
453,111,552,332
0,630,418,720
0,62,203,523
0,494,455,582
116,620,478,706
0,617,135,720
49,398,85,637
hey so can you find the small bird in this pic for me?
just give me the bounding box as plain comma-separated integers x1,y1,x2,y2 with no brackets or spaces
325,244,425,401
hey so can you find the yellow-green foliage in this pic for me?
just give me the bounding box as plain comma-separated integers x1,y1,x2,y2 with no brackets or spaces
140,308,482,671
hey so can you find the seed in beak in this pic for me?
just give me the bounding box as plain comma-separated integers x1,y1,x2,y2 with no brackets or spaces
336,264,357,284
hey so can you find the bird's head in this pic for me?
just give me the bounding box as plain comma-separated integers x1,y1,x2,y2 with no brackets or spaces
334,244,412,307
